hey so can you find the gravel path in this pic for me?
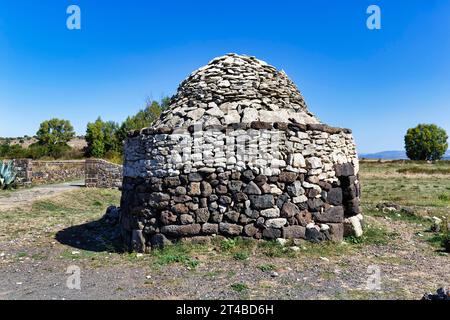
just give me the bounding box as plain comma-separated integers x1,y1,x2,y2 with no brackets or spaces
0,181,84,211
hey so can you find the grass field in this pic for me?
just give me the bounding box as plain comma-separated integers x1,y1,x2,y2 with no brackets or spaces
0,160,448,300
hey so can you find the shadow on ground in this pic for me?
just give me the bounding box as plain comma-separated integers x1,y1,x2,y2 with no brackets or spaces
55,217,125,253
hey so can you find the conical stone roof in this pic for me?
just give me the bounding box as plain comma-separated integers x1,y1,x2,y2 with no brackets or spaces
153,53,320,128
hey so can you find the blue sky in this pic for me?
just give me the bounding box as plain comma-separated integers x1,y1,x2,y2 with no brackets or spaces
0,0,449,153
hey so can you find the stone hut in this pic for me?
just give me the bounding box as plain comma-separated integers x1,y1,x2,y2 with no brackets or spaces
120,54,362,252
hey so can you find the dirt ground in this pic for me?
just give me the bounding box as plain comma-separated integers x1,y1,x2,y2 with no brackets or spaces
0,191,448,300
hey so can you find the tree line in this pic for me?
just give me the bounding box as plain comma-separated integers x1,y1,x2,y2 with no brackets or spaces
0,97,170,163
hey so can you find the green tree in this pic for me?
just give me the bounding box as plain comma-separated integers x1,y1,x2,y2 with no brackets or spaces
405,124,448,161
85,117,120,157
36,119,75,146
35,118,75,158
115,97,169,146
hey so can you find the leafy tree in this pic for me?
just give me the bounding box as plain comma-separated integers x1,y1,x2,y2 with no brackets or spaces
36,118,75,147
85,117,120,158
115,97,169,146
405,124,448,161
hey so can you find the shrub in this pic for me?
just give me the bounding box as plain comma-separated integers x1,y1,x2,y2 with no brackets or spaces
0,160,17,189
404,124,448,161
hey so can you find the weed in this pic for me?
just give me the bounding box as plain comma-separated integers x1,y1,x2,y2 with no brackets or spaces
258,264,277,272
231,283,248,292
233,251,249,261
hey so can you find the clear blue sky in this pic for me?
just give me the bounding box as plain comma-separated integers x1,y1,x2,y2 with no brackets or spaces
1,0,449,153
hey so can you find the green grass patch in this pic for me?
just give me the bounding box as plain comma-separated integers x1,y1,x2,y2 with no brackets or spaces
258,263,277,272
233,251,249,261
151,244,200,269
346,224,398,246
230,283,248,293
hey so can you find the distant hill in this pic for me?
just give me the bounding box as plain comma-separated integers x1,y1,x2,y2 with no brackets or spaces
0,136,87,150
360,150,450,160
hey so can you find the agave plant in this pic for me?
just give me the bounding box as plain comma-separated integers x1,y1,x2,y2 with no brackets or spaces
0,160,17,189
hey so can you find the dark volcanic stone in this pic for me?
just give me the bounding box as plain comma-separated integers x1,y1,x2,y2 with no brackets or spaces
250,121,273,130
278,172,298,183
307,198,325,212
224,210,240,223
295,210,313,227
249,195,275,209
200,181,213,197
150,234,172,249
244,224,259,237
276,193,290,209
160,210,177,225
318,181,332,191
253,175,268,186
343,184,358,200
173,195,192,203
161,224,201,237
233,192,248,202
244,181,262,195
163,176,181,187
215,185,228,194
328,223,344,242
195,208,210,223
327,188,343,206
313,206,344,223
281,202,300,218
175,186,187,195
263,228,282,239
219,223,243,236
345,198,361,216
202,223,219,235
188,172,203,182
228,180,243,192
219,195,232,205
334,163,355,177
242,170,255,182
209,211,223,223
282,226,306,239
171,203,189,215
305,227,324,243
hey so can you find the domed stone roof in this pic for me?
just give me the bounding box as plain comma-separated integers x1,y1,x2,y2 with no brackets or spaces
153,53,320,128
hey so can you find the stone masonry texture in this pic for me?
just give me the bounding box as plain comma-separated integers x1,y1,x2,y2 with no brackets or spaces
120,54,361,252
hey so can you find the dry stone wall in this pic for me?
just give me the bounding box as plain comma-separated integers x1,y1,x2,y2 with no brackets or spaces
31,160,85,184
12,160,84,186
11,159,122,188
85,159,123,189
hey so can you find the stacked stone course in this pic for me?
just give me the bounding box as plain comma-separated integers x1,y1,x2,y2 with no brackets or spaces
120,54,362,252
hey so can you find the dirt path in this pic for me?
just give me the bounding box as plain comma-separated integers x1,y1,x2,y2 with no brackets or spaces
0,181,84,211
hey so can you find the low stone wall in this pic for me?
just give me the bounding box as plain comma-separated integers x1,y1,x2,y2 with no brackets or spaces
31,160,85,184
85,159,123,189
11,159,122,188
12,159,85,186
12,159,33,187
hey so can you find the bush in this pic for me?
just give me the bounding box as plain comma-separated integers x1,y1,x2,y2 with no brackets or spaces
405,124,448,161
0,160,17,189
104,150,123,164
